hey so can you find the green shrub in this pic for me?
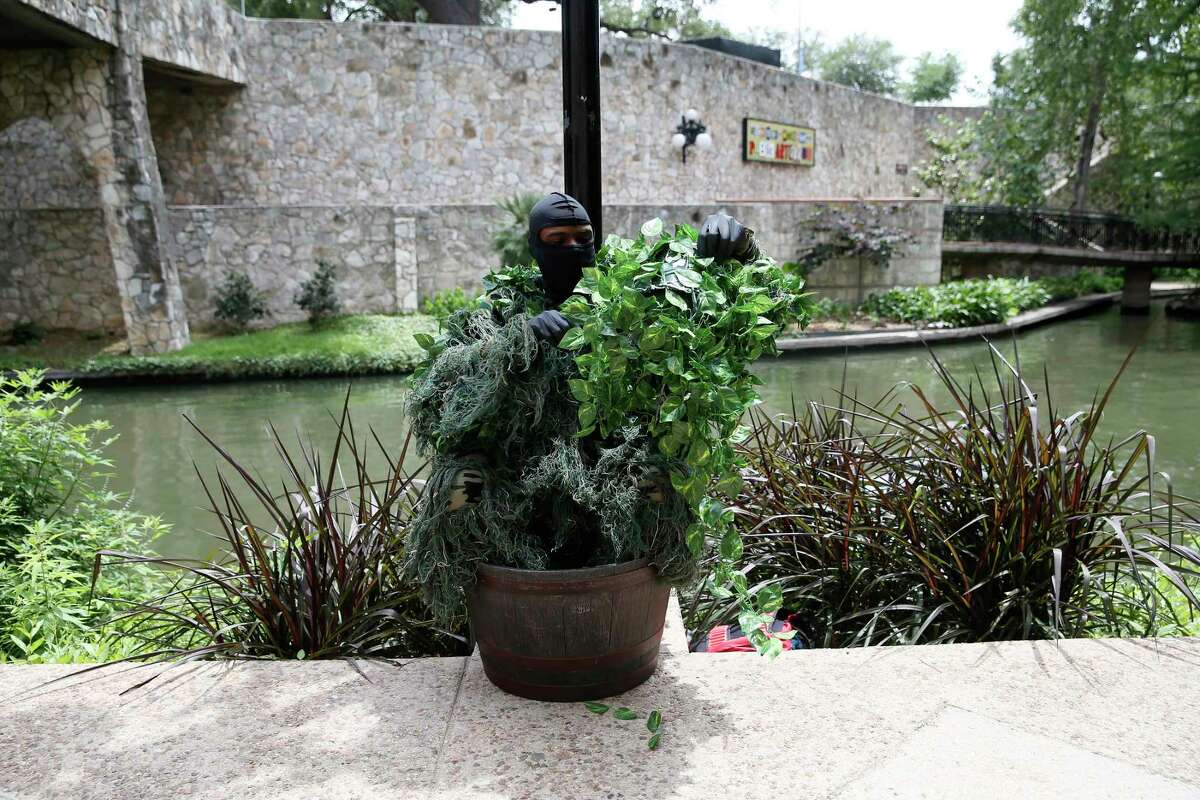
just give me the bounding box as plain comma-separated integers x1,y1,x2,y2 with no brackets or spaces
864,277,1050,327
420,287,478,321
687,347,1200,647
1039,271,1124,301
213,270,268,332
810,297,855,323
295,260,342,326
0,371,166,663
5,321,43,346
490,193,538,267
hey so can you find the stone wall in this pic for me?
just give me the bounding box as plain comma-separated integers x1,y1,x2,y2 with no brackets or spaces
140,0,246,84
0,210,125,331
11,0,116,45
0,44,190,352
169,205,403,326
0,117,97,209
147,20,947,209
169,200,941,326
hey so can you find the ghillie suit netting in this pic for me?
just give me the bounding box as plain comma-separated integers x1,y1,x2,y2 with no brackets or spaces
405,223,810,625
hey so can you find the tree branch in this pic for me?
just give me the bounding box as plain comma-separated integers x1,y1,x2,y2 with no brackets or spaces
599,18,672,40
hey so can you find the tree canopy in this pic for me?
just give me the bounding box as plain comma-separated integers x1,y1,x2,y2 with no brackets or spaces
968,0,1200,223
904,51,963,103
812,34,902,96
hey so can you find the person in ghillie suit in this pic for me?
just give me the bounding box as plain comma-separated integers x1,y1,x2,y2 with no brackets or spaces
404,192,762,624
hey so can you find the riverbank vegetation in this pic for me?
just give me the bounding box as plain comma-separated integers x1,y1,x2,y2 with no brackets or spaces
0,314,438,380
686,346,1200,646
813,272,1123,330
94,395,465,663
0,371,167,663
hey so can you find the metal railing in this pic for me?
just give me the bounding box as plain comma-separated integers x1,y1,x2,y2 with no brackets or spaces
943,204,1200,254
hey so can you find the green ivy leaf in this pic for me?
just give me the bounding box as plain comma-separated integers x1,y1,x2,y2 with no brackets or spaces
640,217,664,239
568,379,591,402
412,333,435,350
578,403,597,430
613,707,639,721
584,702,610,714
648,731,662,750
664,290,689,311
647,710,662,733
558,328,586,350
757,584,784,614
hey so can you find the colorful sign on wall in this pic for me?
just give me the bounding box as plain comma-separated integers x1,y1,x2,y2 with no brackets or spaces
742,118,816,166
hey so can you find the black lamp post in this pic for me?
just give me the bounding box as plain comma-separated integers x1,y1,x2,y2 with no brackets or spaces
525,0,603,241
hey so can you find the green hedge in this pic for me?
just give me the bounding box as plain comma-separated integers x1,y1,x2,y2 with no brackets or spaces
82,314,438,380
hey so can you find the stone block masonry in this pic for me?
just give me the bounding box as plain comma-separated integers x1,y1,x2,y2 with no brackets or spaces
4,0,960,349
167,199,940,328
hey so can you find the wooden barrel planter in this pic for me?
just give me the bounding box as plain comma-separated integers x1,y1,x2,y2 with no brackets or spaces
468,558,671,702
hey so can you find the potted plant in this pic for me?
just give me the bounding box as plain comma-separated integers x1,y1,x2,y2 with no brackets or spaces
404,219,811,700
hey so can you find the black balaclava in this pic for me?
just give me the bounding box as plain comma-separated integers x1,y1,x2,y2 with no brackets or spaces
528,192,596,304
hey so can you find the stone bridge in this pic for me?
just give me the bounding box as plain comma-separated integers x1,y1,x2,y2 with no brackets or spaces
943,205,1200,313
1,0,245,353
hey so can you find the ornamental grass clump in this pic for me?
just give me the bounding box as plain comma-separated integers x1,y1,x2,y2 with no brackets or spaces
92,393,464,666
686,345,1200,647
405,221,812,648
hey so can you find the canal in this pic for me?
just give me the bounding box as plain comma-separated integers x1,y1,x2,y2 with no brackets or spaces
80,301,1200,559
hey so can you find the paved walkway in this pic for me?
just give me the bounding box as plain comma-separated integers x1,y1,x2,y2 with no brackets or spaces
3,599,1198,799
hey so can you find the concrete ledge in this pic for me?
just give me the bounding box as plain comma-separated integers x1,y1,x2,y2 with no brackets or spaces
3,635,1198,799
776,292,1117,353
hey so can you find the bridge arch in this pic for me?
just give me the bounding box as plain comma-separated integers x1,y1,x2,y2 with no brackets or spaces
0,115,126,336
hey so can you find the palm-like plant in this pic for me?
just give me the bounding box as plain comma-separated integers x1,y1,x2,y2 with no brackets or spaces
89,391,464,667
490,193,539,268
688,344,1200,647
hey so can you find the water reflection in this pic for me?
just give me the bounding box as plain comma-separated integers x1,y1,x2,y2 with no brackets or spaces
81,303,1200,558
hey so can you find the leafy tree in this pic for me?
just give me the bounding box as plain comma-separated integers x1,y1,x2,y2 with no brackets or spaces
235,0,512,24
915,116,986,203
981,0,1200,215
598,0,727,40
813,34,902,96
905,51,963,103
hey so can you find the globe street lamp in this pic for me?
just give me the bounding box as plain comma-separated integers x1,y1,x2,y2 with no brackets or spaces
673,108,712,163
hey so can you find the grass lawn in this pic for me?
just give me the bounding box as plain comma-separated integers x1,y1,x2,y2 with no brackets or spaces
2,315,439,380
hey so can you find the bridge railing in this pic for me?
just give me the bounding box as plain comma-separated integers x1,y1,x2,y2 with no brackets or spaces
943,204,1200,253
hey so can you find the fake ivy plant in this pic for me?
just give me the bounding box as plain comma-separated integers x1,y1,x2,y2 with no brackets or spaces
558,219,812,656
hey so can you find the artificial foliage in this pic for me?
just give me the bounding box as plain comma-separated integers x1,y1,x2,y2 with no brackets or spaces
404,221,811,643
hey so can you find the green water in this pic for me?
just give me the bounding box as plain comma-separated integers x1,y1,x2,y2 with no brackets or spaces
80,302,1200,559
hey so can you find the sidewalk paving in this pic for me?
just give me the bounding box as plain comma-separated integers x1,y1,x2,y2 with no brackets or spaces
4,599,1198,800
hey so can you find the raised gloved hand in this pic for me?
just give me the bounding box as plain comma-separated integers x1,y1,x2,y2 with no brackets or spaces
527,309,572,344
697,213,759,263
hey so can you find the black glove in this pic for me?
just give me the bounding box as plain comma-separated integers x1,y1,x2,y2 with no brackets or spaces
527,309,572,343
697,213,759,262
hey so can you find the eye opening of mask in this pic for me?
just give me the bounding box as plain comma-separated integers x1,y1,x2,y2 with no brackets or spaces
538,224,594,247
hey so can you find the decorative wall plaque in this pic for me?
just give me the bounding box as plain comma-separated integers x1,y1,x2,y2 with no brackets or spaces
742,118,815,166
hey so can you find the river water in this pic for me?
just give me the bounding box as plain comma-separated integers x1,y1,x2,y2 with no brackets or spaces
79,302,1200,559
